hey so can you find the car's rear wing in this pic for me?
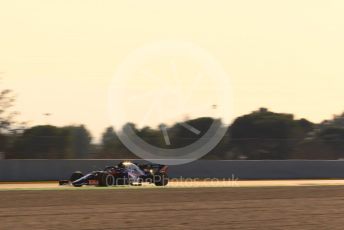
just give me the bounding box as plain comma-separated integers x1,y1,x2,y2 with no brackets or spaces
139,163,168,174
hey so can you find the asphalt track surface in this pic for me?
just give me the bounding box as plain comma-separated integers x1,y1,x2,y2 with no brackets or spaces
1,180,344,190
1,181,344,229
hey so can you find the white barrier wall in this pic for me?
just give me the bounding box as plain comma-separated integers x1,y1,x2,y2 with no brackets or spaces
1,160,344,182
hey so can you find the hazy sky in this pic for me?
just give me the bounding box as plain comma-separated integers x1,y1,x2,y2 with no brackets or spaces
1,0,344,141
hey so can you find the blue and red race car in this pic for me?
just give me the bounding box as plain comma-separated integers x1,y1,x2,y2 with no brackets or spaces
59,161,169,187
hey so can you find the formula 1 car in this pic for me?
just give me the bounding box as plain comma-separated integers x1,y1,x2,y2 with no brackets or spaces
59,161,169,187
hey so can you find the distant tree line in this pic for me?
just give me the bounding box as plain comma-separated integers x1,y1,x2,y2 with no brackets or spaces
1,86,344,160
2,107,344,160
6,125,92,159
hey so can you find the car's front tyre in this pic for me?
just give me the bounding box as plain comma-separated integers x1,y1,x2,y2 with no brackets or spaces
70,171,84,187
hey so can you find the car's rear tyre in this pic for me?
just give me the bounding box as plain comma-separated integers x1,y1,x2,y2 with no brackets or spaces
154,173,169,186
99,172,115,187
70,171,84,187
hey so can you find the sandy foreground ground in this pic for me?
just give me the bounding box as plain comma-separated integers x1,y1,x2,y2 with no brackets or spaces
1,182,344,229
